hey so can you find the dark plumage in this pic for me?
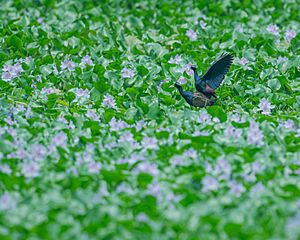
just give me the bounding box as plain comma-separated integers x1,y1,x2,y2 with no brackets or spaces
191,53,233,98
174,83,216,107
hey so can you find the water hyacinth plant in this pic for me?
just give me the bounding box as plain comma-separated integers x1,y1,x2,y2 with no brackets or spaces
0,0,299,239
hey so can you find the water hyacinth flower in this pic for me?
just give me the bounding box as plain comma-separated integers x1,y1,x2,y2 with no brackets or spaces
121,67,135,78
247,120,264,146
199,20,206,29
285,29,296,43
87,161,101,174
186,29,197,41
202,175,219,193
224,125,242,139
102,94,117,109
61,59,76,71
71,88,90,104
141,136,158,150
86,109,100,121
258,98,273,115
266,24,279,36
0,192,16,211
228,180,245,197
109,117,128,131
0,164,12,175
147,181,161,197
239,57,248,66
21,161,40,178
135,162,159,176
168,54,182,64
277,56,288,64
281,119,295,130
80,55,94,68
177,76,187,85
198,111,211,123
135,120,145,132
2,62,24,82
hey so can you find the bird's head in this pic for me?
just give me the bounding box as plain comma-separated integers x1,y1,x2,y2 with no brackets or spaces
190,65,197,71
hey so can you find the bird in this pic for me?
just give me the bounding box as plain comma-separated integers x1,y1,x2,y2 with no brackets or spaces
174,82,216,107
191,53,233,98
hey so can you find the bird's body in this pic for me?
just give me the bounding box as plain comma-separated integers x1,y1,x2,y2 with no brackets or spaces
191,53,233,98
174,83,216,107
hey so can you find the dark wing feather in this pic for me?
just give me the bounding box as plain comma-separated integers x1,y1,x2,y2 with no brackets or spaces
202,53,233,90
192,92,216,107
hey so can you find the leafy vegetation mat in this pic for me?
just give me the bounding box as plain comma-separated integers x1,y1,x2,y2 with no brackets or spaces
0,0,299,239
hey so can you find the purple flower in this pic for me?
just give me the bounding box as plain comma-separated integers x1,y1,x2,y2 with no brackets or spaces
0,164,12,175
0,192,16,210
86,109,100,121
281,119,295,130
21,161,40,178
199,20,206,29
247,120,264,146
102,94,117,109
258,98,272,115
177,76,187,85
136,213,148,222
186,29,197,41
184,148,197,159
116,183,135,195
277,56,288,64
121,67,135,78
239,57,248,66
170,155,185,167
266,24,279,36
285,29,296,43
80,55,94,68
109,117,128,131
119,131,136,145
37,17,44,24
2,62,24,82
135,162,159,176
198,111,211,123
74,88,90,103
135,120,145,132
147,181,161,197
50,132,68,150
141,136,158,150
202,176,219,193
168,54,182,64
61,59,76,71
228,180,245,197
87,162,101,174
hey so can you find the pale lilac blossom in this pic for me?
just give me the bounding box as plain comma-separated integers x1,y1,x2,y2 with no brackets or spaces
186,29,197,41
86,109,100,121
266,24,279,36
168,54,182,64
202,176,219,193
102,94,117,109
247,120,264,146
21,161,40,178
199,20,206,29
177,76,187,85
0,192,16,210
87,162,101,174
239,57,248,66
258,98,272,115
148,181,161,197
281,119,295,130
109,117,128,131
121,67,135,78
198,111,211,123
0,164,12,175
2,62,24,82
61,59,76,71
285,29,296,43
141,136,158,150
135,162,159,176
228,180,245,197
135,120,145,132
277,56,288,64
136,213,148,222
80,55,94,68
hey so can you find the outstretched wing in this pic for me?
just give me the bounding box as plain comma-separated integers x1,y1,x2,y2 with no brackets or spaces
202,53,233,90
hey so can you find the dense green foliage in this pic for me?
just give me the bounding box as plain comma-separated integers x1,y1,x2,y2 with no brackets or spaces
0,0,299,239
